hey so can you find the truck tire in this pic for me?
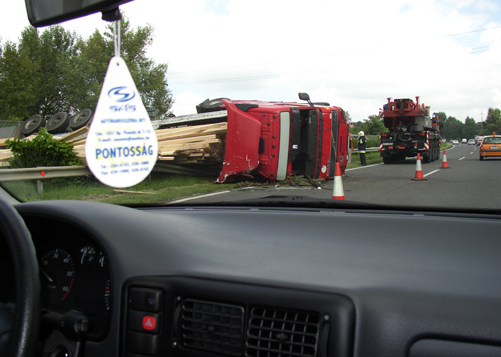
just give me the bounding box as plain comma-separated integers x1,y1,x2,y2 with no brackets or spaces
422,152,430,163
69,109,93,130
21,115,45,136
383,156,392,164
196,98,229,113
46,112,70,134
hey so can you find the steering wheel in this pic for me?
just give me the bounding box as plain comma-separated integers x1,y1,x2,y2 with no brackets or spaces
0,198,40,357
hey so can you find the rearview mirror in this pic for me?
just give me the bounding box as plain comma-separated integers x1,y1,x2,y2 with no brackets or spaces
25,0,133,27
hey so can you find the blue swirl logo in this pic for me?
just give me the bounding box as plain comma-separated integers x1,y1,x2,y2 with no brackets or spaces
108,87,136,102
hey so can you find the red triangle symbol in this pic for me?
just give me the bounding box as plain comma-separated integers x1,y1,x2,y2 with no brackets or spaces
142,316,156,330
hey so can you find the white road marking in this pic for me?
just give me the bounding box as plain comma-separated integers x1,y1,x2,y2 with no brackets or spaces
459,157,465,161
346,163,384,171
169,190,231,204
424,169,440,177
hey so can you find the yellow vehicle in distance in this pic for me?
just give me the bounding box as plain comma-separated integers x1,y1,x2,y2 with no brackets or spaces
479,133,501,160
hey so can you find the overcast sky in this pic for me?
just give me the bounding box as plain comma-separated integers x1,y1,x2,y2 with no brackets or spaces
2,0,500,122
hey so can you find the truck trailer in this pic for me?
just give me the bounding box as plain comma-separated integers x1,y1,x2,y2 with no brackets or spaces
379,97,442,164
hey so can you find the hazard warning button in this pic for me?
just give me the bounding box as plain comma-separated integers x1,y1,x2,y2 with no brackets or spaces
143,316,156,331
127,310,160,334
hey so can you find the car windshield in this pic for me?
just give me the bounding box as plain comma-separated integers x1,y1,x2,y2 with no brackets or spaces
0,0,500,212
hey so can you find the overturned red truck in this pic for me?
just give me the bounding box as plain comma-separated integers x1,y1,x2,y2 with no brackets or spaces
157,93,351,183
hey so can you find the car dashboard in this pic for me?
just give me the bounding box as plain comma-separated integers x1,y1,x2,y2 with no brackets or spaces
2,200,501,356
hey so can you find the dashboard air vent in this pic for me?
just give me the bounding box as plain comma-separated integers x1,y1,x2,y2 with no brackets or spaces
181,299,245,356
246,307,321,357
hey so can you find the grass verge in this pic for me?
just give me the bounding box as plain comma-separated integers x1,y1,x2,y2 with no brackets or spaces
3,175,242,205
347,152,383,169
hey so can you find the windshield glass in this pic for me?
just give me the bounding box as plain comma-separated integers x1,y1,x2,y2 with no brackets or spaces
484,137,501,144
0,0,500,211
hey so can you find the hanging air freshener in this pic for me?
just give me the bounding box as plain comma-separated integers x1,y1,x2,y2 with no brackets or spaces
85,19,158,188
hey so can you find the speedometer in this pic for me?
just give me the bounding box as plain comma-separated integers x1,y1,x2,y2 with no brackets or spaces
40,249,75,305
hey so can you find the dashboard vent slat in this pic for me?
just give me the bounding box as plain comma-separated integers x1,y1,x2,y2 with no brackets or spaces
181,299,245,356
246,307,321,357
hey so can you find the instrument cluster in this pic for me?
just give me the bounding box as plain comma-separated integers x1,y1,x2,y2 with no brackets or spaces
27,217,112,340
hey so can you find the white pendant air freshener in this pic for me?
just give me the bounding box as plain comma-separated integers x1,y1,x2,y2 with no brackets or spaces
85,56,158,188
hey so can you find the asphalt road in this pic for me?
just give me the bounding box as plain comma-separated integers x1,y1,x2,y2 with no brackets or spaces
173,144,501,210
336,143,500,209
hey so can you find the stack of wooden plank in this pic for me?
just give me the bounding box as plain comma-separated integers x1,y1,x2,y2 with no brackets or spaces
0,122,228,171
59,122,228,167
0,138,13,166
155,122,227,165
57,127,89,165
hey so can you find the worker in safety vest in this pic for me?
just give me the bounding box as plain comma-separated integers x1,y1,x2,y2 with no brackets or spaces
358,131,367,166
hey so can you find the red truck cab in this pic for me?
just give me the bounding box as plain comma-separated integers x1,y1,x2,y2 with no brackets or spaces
217,97,350,183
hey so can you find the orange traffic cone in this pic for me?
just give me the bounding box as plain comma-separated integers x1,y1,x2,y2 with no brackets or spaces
411,153,427,181
332,161,345,200
440,150,450,169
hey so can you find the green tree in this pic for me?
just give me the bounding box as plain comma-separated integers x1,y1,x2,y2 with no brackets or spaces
434,111,447,123
442,116,463,140
18,26,79,117
0,14,172,121
350,121,363,134
364,115,387,135
462,116,477,139
350,115,387,135
67,30,111,111
71,16,173,116
0,41,40,120
484,108,501,135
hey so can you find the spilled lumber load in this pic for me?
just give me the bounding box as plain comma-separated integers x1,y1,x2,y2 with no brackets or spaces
0,149,12,167
0,122,228,174
67,122,228,171
156,122,227,165
59,127,89,165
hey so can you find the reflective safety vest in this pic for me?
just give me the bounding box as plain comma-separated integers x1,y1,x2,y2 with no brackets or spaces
358,137,366,153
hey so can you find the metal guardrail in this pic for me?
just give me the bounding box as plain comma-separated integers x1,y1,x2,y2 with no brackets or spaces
0,166,91,182
351,147,380,153
0,166,92,195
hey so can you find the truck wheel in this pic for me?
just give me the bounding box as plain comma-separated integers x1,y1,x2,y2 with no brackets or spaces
46,112,70,134
480,156,484,161
21,115,45,136
69,109,93,130
383,157,391,164
422,152,430,163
